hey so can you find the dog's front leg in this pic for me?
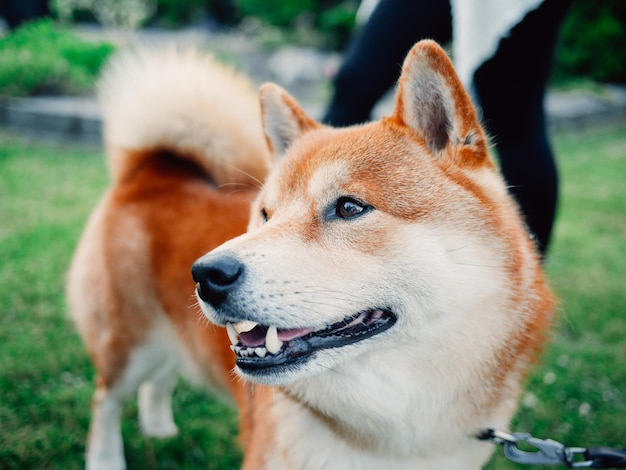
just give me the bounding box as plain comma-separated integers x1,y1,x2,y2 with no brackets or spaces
87,386,126,470
138,361,179,438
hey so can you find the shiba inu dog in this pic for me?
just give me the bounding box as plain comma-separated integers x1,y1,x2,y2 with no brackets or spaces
69,39,553,470
192,40,554,469
67,48,270,470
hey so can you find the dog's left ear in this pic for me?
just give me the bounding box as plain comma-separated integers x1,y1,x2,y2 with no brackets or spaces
392,40,488,165
260,83,321,161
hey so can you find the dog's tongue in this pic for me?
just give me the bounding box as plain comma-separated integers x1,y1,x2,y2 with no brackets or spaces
239,326,267,347
278,327,315,341
239,325,314,347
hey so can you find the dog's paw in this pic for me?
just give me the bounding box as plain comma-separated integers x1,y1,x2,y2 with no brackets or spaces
87,452,127,470
138,382,179,438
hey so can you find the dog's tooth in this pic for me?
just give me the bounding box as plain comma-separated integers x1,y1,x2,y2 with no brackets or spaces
265,326,283,354
234,346,241,355
233,320,259,334
255,347,267,358
225,323,239,345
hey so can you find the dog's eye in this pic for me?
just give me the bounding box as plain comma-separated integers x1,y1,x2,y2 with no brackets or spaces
335,197,371,220
261,208,269,223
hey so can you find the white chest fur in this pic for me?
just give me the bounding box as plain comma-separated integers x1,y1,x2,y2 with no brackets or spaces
264,339,517,470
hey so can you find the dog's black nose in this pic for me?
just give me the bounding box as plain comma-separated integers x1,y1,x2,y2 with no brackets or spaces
191,255,244,307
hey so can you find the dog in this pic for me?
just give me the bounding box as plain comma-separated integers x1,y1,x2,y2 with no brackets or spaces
67,47,270,470
191,40,554,469
69,39,553,470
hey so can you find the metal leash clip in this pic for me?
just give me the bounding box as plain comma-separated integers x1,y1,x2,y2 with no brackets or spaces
479,429,594,467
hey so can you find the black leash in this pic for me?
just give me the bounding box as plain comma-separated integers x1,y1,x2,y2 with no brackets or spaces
478,428,626,468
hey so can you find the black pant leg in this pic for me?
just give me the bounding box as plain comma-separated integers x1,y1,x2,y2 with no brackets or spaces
473,0,573,255
323,0,452,126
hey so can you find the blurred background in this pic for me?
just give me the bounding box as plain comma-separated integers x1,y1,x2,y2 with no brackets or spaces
0,0,624,114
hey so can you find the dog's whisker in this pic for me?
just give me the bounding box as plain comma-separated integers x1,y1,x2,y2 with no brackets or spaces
295,286,364,299
217,182,258,193
225,187,258,198
293,291,363,302
221,163,265,189
446,243,477,253
453,262,501,269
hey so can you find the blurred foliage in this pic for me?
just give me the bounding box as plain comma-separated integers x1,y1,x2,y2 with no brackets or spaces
154,0,206,27
317,2,357,49
52,0,156,29
554,0,626,84
238,0,625,77
239,0,357,50
0,19,114,97
240,0,317,27
1,0,623,98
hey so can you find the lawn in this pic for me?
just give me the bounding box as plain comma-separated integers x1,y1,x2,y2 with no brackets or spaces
1,120,625,469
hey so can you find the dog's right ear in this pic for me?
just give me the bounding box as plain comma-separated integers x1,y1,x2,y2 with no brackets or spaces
260,83,320,161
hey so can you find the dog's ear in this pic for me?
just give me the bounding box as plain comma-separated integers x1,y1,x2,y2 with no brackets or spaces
391,40,488,165
260,83,320,161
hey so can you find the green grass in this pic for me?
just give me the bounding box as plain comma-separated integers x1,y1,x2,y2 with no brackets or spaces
1,121,625,469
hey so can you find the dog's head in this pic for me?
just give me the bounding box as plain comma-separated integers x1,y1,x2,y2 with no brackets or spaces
193,40,548,388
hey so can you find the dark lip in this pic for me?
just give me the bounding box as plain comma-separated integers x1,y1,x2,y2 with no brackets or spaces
234,309,397,374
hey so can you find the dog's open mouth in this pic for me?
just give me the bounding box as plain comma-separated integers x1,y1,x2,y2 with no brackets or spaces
225,309,396,372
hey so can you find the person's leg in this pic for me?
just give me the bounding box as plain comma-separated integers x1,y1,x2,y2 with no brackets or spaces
473,0,573,255
323,0,452,126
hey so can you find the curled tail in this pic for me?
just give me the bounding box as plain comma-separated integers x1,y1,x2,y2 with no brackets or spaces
98,46,270,187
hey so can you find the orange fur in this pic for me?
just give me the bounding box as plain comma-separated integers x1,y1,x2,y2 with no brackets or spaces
67,48,270,470
70,40,554,470
191,39,554,469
